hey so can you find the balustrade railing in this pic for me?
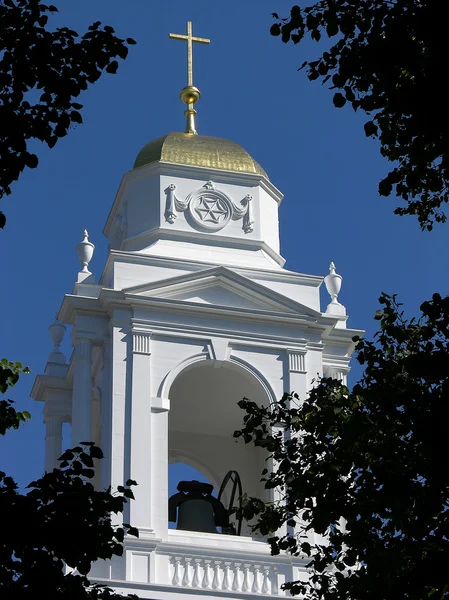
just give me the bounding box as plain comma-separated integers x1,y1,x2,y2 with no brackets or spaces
170,555,278,595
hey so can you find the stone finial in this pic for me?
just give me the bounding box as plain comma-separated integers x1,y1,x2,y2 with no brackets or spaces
49,315,66,350
76,229,95,274
324,261,342,305
324,262,346,321
48,315,66,365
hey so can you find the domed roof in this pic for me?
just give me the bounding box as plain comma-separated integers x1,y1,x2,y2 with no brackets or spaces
134,132,268,179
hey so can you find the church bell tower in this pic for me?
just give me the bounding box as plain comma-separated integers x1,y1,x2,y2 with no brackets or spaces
31,21,360,598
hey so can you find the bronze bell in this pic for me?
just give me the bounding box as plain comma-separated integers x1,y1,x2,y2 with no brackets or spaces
168,480,229,533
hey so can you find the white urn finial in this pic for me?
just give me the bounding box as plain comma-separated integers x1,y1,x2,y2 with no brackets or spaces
324,261,342,305
76,229,95,274
48,314,67,366
49,314,66,351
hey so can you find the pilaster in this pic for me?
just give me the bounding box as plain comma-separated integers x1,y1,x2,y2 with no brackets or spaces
285,346,308,402
71,337,93,445
128,329,153,534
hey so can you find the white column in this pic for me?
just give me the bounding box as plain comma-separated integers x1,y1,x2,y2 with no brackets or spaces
100,339,112,491
45,415,63,472
71,338,93,445
128,330,153,532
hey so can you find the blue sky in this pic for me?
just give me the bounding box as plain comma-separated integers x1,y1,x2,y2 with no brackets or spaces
1,0,447,493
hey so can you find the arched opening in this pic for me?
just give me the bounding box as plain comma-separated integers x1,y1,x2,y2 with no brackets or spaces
168,359,271,537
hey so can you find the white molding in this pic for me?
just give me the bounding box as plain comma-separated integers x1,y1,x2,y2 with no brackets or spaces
100,250,323,288
30,375,72,402
121,228,286,268
122,266,321,319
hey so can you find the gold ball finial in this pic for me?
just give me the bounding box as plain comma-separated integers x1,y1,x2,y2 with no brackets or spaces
180,85,201,105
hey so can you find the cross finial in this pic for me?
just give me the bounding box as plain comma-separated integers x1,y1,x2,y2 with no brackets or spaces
169,21,210,134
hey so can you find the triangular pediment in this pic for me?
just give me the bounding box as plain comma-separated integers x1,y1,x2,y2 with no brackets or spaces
123,267,321,318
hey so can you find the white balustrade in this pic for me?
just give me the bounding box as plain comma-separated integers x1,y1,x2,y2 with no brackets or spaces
170,555,278,595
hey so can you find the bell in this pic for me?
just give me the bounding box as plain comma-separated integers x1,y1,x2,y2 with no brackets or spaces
168,480,229,533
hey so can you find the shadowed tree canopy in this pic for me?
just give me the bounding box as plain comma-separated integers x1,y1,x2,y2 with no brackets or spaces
0,0,136,228
271,1,448,230
235,293,449,600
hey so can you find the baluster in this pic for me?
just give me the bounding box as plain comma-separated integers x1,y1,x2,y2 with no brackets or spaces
172,557,183,586
232,562,242,591
212,560,222,589
273,567,279,595
203,560,212,588
192,559,202,588
182,558,192,587
262,566,272,594
223,562,232,590
252,564,262,594
242,564,252,593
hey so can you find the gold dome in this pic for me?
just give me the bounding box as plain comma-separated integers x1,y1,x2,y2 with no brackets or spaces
134,132,268,179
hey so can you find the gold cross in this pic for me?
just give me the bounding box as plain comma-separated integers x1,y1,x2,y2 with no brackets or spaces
169,21,210,88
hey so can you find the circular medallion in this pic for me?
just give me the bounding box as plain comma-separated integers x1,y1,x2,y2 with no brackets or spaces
188,191,232,231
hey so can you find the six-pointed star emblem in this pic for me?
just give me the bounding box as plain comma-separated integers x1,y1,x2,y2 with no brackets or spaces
195,196,228,223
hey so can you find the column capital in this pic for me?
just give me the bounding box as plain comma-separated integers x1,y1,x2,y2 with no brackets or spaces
286,348,307,373
132,330,152,355
45,414,64,436
325,365,350,381
74,337,92,360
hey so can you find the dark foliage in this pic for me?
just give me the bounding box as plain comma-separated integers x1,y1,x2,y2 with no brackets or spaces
271,2,448,230
235,293,449,599
0,0,136,227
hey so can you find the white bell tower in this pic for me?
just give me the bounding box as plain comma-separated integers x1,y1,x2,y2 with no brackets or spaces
31,21,361,599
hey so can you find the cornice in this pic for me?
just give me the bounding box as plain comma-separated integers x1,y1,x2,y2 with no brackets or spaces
30,374,72,402
58,284,349,348
122,265,322,318
135,319,315,347
99,249,323,289
322,353,352,367
322,326,364,344
90,577,294,600
121,227,286,268
123,295,320,327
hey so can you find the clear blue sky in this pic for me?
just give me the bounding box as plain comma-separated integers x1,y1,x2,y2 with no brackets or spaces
1,0,447,492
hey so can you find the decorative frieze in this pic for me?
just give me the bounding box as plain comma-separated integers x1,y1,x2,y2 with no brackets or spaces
165,181,254,233
132,331,152,355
